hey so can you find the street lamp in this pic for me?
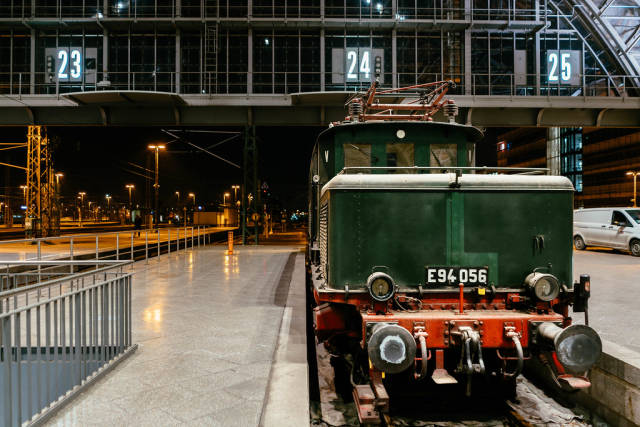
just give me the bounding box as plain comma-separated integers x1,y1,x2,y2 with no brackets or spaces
105,194,112,220
232,185,240,202
148,144,166,229
125,184,134,208
78,192,86,226
223,192,230,205
627,171,639,207
19,185,27,205
189,192,195,205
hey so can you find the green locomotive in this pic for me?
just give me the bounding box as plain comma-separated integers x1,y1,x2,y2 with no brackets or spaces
307,81,601,424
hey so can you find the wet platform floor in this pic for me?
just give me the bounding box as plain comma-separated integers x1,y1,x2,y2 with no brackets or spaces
45,243,306,426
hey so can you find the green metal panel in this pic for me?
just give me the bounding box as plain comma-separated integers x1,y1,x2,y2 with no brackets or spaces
328,191,448,289
463,191,573,288
326,188,573,290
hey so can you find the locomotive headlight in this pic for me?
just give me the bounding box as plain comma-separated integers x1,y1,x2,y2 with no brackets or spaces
525,272,560,302
366,272,395,302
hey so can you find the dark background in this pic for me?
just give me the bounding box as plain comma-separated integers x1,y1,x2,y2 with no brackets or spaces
1,125,498,212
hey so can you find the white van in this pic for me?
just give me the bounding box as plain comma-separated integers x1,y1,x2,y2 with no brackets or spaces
573,208,640,256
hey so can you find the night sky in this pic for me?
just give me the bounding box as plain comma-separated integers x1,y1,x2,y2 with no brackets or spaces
1,124,498,213
1,126,321,213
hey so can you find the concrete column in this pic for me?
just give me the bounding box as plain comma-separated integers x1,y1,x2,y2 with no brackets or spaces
103,28,109,82
176,0,181,16
176,29,181,93
535,32,540,95
103,0,108,16
248,27,253,94
392,28,397,88
320,28,325,91
464,30,472,95
30,28,35,94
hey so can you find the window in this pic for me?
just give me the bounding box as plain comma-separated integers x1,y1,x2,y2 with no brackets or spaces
386,143,415,173
430,144,457,171
612,211,631,227
343,144,371,169
626,210,640,225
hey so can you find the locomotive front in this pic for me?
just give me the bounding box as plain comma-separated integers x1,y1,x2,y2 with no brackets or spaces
307,81,600,424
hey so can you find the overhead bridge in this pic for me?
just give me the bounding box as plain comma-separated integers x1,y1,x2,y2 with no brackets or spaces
1,91,640,127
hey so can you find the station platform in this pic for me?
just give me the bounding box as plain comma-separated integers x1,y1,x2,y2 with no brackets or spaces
43,238,309,426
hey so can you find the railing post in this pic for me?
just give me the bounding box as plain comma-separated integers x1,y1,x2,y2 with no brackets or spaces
70,237,74,274
130,233,134,262
37,240,42,282
145,231,149,264
2,315,12,427
95,235,99,260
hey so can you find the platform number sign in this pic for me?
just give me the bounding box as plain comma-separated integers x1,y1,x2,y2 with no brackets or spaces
45,47,97,84
346,49,372,81
331,48,384,84
546,50,581,85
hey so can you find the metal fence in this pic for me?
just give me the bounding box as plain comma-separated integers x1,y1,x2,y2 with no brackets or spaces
0,226,231,271
0,260,134,427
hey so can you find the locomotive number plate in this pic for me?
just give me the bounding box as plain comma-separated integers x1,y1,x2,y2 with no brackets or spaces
425,266,488,287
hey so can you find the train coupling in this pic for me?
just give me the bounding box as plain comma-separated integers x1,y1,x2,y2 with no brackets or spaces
453,326,486,396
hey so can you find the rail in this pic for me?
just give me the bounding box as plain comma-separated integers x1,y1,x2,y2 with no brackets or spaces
338,166,550,175
0,259,134,426
0,226,235,274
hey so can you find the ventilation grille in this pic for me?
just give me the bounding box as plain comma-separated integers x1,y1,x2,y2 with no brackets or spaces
319,202,328,280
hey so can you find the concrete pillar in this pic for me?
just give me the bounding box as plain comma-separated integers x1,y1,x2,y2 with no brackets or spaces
30,28,35,94
392,28,397,88
103,28,109,82
320,28,325,91
464,30,472,95
248,27,253,94
176,29,181,93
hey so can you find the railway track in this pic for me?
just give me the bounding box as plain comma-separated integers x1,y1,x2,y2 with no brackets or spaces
310,342,590,427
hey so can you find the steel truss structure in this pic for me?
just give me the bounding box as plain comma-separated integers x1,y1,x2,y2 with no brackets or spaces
26,125,58,237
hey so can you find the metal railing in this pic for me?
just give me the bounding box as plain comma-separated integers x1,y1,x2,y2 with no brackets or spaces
0,3,537,20
0,226,232,269
1,71,639,98
0,260,134,427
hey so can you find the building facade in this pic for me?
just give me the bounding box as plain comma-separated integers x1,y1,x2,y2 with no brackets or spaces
497,127,640,207
1,0,639,97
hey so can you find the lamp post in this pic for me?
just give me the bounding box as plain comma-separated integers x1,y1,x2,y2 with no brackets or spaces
148,144,166,229
78,192,86,226
223,192,230,205
189,192,195,206
125,184,134,208
105,194,112,220
232,185,240,202
627,171,639,207
20,185,27,206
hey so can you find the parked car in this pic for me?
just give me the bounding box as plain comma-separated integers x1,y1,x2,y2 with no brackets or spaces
573,207,640,256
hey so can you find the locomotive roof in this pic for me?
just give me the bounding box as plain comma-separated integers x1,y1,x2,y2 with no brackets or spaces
321,173,574,196
317,120,484,143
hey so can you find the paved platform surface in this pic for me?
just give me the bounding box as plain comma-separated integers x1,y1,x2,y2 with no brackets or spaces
0,227,234,261
45,242,308,426
573,248,640,354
